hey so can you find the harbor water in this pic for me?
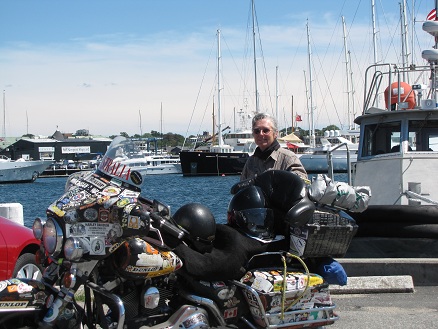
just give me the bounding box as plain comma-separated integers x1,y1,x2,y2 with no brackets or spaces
0,173,347,228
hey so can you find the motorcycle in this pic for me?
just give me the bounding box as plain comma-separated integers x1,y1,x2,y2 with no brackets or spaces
0,137,356,329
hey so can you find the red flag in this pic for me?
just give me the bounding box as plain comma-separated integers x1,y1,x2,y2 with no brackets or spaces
295,114,302,122
427,9,436,21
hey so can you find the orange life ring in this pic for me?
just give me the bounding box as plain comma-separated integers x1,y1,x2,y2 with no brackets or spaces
384,81,416,110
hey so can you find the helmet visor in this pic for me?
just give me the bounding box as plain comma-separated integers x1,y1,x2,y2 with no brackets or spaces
235,208,275,240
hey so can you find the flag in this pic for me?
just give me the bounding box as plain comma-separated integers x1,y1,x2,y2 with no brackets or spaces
427,9,436,21
296,114,302,122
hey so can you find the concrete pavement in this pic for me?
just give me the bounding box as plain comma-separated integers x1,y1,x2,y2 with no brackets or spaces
330,236,438,294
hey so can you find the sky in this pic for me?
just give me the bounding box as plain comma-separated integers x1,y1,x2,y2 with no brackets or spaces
0,0,435,139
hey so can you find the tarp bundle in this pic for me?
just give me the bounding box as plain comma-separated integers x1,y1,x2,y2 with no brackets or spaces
308,174,371,212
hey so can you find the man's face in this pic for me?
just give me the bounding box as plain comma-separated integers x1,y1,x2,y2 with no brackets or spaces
252,118,277,151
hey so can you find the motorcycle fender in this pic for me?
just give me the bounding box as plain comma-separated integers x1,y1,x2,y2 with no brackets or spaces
0,278,52,311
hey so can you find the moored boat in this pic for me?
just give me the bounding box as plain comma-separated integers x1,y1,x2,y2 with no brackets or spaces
0,156,52,183
180,29,254,177
120,154,182,176
347,6,438,239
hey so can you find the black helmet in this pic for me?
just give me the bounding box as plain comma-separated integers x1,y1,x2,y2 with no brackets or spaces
173,203,216,253
227,186,275,240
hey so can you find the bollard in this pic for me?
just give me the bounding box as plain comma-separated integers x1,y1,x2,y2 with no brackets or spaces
408,182,421,206
0,203,24,225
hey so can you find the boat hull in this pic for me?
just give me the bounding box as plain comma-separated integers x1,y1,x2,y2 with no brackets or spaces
179,151,249,176
135,163,182,175
0,160,52,183
348,205,438,239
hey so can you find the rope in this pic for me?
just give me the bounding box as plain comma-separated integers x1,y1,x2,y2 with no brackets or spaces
280,253,311,319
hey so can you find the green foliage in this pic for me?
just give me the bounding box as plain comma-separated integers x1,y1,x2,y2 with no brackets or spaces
108,131,185,148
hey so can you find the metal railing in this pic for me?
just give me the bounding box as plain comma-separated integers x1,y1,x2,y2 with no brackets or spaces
327,142,352,185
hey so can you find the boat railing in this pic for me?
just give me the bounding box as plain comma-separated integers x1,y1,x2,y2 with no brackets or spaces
326,142,351,185
363,62,432,114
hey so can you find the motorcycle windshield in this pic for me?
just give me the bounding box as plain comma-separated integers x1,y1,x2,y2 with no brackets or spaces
96,136,144,189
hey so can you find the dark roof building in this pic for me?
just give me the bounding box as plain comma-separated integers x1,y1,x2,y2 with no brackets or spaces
0,131,112,162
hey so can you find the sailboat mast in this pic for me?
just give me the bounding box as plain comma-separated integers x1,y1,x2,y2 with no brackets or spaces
160,102,163,152
2,90,5,138
342,16,353,130
303,70,311,140
139,109,143,136
251,0,259,113
306,20,316,148
276,65,279,123
217,29,224,147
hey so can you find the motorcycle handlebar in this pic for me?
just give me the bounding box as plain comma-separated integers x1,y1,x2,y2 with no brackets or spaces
149,212,185,240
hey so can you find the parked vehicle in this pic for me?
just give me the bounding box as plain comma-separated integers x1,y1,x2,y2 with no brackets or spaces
0,137,357,328
0,216,42,281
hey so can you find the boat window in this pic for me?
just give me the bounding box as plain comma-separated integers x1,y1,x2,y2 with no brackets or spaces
362,121,401,156
408,120,438,151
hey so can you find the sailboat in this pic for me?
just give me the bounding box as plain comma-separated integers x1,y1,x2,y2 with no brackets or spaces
0,91,52,183
180,1,262,177
298,20,359,174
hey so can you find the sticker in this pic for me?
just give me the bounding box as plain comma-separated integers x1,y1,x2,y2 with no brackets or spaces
99,208,110,222
7,285,18,293
97,195,110,205
251,276,273,293
217,287,235,300
290,235,306,256
223,307,238,319
0,281,7,292
84,208,98,221
71,191,88,202
102,186,121,196
127,215,140,229
90,237,105,255
120,189,140,198
86,176,109,190
47,204,65,217
130,170,142,185
0,301,29,308
103,197,119,209
17,282,33,293
117,198,131,208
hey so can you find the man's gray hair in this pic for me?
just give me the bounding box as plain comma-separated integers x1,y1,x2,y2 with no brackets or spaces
251,113,278,132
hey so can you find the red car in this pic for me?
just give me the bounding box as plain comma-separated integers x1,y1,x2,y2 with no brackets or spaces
0,216,42,281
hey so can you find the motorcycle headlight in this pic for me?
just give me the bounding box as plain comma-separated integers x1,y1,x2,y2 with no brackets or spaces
64,237,84,261
33,217,46,240
43,218,64,256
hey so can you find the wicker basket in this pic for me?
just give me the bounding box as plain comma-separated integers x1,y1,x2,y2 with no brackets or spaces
289,206,358,257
